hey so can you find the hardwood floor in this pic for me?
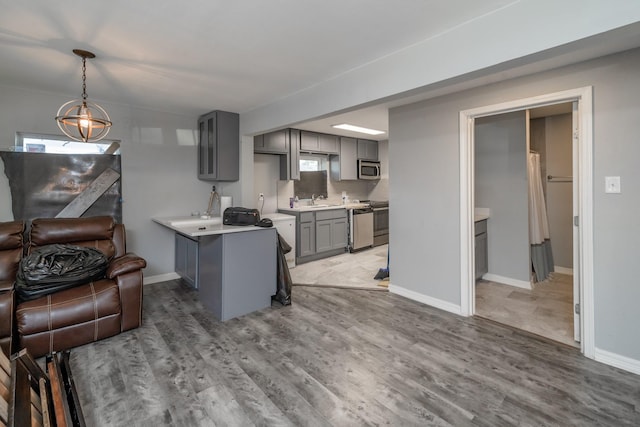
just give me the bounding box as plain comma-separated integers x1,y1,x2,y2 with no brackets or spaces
69,280,640,426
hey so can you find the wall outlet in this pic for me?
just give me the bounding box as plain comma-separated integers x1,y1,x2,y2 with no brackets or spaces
258,192,264,200
605,176,621,194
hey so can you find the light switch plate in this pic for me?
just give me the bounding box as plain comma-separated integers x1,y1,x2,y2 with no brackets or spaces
605,176,621,193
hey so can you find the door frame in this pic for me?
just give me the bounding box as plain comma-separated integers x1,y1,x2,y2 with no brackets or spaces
458,86,594,359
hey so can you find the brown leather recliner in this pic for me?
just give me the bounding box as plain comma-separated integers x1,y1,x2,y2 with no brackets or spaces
15,216,146,358
0,220,24,357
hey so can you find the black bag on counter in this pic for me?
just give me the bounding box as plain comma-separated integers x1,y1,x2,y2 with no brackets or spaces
223,207,260,226
16,244,109,302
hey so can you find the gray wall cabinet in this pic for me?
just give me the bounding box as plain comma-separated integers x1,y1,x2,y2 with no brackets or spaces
198,110,240,181
300,131,339,154
254,129,288,154
253,128,300,181
330,137,358,181
357,139,378,160
474,219,488,280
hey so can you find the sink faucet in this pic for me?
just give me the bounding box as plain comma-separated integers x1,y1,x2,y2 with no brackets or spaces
311,194,316,205
205,185,220,217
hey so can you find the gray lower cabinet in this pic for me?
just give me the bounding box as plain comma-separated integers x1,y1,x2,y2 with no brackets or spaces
281,208,348,264
198,110,239,181
298,212,316,257
475,219,488,280
174,229,277,321
175,233,198,288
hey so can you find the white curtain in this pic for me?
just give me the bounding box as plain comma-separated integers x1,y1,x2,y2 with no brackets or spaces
528,152,554,281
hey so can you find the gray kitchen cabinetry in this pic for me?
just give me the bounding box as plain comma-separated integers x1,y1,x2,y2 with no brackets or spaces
357,139,378,160
254,129,288,154
298,212,316,257
475,219,488,280
175,233,199,288
315,209,348,252
198,110,239,181
330,137,358,181
253,128,300,181
281,208,348,264
300,131,339,154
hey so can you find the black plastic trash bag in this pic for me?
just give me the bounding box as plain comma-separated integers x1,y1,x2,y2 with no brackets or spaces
273,233,292,306
16,244,109,302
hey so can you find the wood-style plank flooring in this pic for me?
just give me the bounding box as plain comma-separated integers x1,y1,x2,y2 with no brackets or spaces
70,280,640,426
475,273,576,347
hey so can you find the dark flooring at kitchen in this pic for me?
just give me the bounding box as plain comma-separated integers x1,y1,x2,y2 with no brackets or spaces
69,280,640,426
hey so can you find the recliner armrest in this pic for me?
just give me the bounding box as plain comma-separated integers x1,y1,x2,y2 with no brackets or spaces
106,253,146,279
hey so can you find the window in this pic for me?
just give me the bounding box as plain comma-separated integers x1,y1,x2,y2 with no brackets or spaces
14,132,121,155
300,154,327,171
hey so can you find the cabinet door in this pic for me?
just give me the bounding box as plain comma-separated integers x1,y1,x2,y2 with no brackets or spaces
339,137,358,180
299,222,316,257
198,114,217,179
475,232,488,280
300,131,319,151
289,129,300,180
175,233,198,288
330,217,348,249
315,220,333,253
318,134,339,154
198,111,239,181
254,130,288,154
357,139,378,160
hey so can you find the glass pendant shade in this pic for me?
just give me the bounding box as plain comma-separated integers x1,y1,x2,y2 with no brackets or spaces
55,49,112,142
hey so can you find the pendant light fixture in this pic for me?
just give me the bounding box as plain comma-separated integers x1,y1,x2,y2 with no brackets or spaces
55,49,112,142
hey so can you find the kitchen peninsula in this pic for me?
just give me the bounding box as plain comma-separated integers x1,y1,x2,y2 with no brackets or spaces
153,216,276,321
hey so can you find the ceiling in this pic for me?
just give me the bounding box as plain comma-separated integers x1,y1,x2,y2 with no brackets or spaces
1,1,639,141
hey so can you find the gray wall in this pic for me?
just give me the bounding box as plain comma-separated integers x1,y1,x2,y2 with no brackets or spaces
389,48,640,361
0,85,232,278
475,112,530,283
545,114,573,269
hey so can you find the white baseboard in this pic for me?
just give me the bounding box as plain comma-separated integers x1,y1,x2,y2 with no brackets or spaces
389,284,461,315
482,273,531,290
143,272,180,285
594,347,640,375
554,266,574,275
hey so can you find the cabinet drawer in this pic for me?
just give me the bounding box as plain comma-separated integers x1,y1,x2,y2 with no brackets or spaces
475,219,487,235
300,212,315,223
315,209,347,221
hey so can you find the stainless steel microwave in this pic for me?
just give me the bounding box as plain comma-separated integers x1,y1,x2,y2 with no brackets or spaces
358,159,381,180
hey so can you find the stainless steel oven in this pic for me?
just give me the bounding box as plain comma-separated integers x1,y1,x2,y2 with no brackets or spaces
370,201,389,246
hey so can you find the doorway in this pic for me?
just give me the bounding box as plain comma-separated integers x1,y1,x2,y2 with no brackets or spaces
458,87,595,359
473,104,576,346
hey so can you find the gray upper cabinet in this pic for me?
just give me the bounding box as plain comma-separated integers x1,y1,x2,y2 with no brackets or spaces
330,137,358,181
357,139,378,161
300,131,339,154
289,129,301,180
198,110,239,181
254,129,288,154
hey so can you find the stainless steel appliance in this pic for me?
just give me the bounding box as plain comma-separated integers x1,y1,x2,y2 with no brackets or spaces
349,207,374,251
358,159,381,180
370,200,389,246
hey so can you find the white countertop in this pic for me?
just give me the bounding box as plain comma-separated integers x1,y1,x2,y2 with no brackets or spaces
278,202,369,213
152,216,274,237
475,214,489,222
